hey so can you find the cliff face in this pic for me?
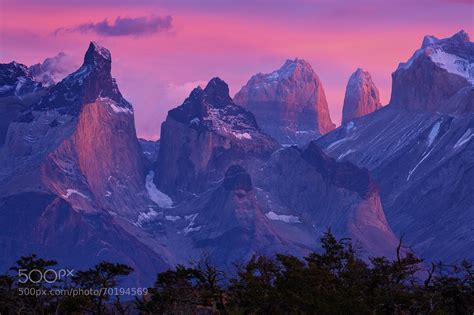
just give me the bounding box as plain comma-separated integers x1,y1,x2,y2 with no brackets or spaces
389,30,473,113
234,59,335,145
155,77,279,199
0,42,164,285
342,68,381,123
254,143,399,259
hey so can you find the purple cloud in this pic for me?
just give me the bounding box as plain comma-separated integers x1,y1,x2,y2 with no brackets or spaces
56,15,172,37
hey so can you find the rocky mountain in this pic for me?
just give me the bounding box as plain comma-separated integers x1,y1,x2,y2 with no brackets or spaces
155,77,279,199
147,143,400,269
316,30,474,263
0,62,45,145
342,68,381,123
151,77,400,266
2,31,469,284
0,62,42,99
139,138,160,163
0,42,168,284
390,30,473,113
234,59,335,145
29,52,75,87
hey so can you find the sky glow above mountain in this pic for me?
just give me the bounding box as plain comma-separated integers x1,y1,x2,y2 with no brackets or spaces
1,0,472,138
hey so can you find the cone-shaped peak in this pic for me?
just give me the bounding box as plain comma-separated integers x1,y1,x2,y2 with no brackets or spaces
84,41,111,67
34,41,129,114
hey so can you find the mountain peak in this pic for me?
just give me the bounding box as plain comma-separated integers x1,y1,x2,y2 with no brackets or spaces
390,30,473,112
34,42,130,114
265,58,314,81
283,58,312,68
421,30,470,49
350,68,370,80
342,68,381,123
234,58,335,145
450,29,470,43
168,77,261,134
84,41,111,66
203,77,232,107
0,61,40,98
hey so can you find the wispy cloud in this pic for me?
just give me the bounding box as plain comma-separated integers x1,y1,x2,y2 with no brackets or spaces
55,15,173,37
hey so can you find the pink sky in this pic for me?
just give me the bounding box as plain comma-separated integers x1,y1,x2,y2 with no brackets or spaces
1,0,472,139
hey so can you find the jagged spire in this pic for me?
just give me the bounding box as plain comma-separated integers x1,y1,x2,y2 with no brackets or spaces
342,68,381,123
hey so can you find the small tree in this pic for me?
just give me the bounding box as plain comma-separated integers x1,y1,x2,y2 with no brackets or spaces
72,261,133,315
9,254,59,314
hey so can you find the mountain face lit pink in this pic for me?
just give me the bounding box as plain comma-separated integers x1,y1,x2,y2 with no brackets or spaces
234,59,335,145
342,68,381,123
0,28,473,287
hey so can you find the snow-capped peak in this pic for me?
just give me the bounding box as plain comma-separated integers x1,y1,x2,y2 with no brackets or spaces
169,77,263,141
398,30,474,85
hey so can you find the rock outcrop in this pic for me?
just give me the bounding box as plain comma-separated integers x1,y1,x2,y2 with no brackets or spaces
234,59,335,145
390,30,473,113
156,77,279,199
342,68,381,123
317,30,474,263
0,61,45,145
0,42,165,285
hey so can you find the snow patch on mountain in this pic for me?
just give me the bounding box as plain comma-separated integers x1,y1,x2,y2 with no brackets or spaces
407,147,435,181
136,208,159,226
0,85,13,93
429,48,474,84
189,117,200,126
61,189,89,200
338,149,355,161
265,211,300,223
69,65,91,81
183,213,201,234
98,97,133,114
205,107,255,137
232,132,252,140
146,171,173,208
454,129,473,149
397,30,473,85
165,215,181,222
427,120,441,147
